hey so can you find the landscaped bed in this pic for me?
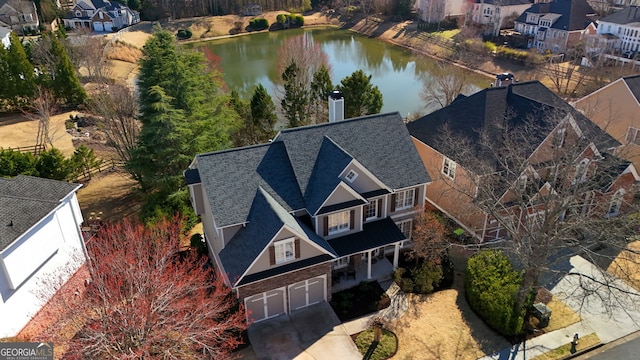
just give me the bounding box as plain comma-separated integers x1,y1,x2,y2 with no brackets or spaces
330,281,390,322
354,328,398,360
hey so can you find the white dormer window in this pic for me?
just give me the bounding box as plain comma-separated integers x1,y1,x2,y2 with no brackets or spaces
328,211,350,235
364,200,378,221
75,10,81,17
345,170,358,183
442,157,456,179
608,189,625,217
274,238,295,264
573,158,589,184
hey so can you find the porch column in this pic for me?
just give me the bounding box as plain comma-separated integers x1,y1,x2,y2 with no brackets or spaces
367,250,372,279
393,243,400,269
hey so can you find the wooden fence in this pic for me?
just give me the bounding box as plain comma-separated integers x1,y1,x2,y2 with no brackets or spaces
73,159,126,182
5,144,46,156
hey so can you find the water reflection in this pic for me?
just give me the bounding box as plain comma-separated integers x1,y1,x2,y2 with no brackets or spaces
191,27,489,117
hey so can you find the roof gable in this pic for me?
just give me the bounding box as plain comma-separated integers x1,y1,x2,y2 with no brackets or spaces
516,0,594,31
0,175,81,251
623,75,640,105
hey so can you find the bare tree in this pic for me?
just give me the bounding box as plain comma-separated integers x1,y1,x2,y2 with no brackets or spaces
85,84,140,163
23,86,58,149
431,106,640,324
420,62,475,110
36,217,248,359
72,35,111,81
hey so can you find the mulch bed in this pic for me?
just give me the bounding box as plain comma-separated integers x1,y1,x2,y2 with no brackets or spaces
330,281,390,322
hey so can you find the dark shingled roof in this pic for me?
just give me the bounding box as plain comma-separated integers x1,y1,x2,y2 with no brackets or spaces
475,0,531,5
0,176,81,251
328,217,406,257
623,75,640,103
220,187,336,286
407,81,619,173
599,6,640,26
515,0,594,31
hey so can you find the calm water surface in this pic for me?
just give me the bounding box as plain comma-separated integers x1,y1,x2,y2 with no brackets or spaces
193,28,490,118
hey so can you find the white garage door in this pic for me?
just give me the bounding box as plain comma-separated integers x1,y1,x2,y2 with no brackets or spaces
244,288,286,323
93,22,104,31
104,22,113,32
288,276,326,312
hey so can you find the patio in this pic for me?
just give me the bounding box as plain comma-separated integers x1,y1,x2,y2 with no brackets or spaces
331,256,394,293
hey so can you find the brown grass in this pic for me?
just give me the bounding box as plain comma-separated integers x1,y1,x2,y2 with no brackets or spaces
0,111,77,157
529,297,581,332
607,241,640,291
76,170,141,222
388,276,510,360
532,333,600,360
106,41,142,63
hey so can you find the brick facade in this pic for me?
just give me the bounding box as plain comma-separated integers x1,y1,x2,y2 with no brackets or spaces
237,262,333,303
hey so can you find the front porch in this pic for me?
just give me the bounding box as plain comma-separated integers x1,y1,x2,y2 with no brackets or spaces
331,254,395,293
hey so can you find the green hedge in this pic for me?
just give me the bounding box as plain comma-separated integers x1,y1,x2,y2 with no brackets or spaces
249,18,269,30
176,28,192,39
276,14,304,27
465,250,524,336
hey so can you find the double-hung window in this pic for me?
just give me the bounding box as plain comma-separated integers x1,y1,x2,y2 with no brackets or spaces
274,238,295,264
397,219,412,240
328,211,350,235
364,200,378,221
442,157,456,179
395,189,415,210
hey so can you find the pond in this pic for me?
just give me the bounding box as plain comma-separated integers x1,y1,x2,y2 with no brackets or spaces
192,27,491,119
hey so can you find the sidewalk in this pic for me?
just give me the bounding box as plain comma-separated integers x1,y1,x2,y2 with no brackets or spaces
342,279,409,335
479,256,640,360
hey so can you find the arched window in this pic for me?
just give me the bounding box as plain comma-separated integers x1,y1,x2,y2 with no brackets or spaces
573,158,589,184
608,189,625,217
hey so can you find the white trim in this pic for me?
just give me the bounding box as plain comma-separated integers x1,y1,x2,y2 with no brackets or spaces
243,286,287,323
328,210,350,235
345,169,358,183
442,157,456,179
274,237,295,264
364,199,378,221
313,181,366,216
287,275,327,312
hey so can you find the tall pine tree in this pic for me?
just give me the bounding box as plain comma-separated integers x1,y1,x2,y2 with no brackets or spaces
250,84,277,143
337,70,383,119
131,29,240,203
0,33,37,108
48,33,86,106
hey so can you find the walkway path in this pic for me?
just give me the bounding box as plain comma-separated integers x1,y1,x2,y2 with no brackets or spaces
479,256,640,360
342,279,409,335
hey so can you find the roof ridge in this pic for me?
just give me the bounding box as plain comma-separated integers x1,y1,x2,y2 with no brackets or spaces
197,142,272,158
0,194,60,204
278,111,402,134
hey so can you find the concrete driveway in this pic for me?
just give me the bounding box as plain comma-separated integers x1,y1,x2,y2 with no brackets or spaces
247,302,362,360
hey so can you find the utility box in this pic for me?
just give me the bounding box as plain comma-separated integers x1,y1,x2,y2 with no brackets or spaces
532,302,552,328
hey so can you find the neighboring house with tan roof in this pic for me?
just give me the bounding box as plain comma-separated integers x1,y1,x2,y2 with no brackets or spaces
185,112,430,323
0,0,39,35
0,176,86,338
407,80,638,242
573,75,640,171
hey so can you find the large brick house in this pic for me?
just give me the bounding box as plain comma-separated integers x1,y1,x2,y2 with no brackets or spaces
407,80,638,242
185,112,430,323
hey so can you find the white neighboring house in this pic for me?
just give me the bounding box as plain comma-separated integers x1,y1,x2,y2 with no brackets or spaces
0,175,86,338
588,6,640,56
415,0,467,23
471,0,533,36
0,26,10,48
62,0,140,32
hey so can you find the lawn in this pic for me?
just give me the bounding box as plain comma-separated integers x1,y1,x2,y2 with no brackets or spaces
532,333,600,360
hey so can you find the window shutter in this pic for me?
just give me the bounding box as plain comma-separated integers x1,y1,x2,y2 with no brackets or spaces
390,194,396,212
414,188,419,206
377,199,383,217
269,246,275,265
323,216,328,236
294,239,301,259
350,210,355,230
362,205,366,222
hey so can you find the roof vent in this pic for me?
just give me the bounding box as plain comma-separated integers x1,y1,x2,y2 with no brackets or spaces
8,220,13,227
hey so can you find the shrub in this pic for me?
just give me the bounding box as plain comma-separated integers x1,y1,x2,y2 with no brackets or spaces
484,41,497,53
190,233,207,254
394,259,444,294
0,148,37,177
292,14,304,26
276,14,287,24
249,18,269,30
465,250,524,336
176,28,192,39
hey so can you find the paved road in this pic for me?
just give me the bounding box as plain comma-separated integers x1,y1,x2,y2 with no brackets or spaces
579,332,640,359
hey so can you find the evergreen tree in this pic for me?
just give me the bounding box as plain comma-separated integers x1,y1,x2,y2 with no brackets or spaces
250,84,277,143
35,148,72,180
131,29,240,209
337,70,383,119
229,90,252,146
310,65,333,122
281,62,309,128
48,33,86,106
0,33,37,108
